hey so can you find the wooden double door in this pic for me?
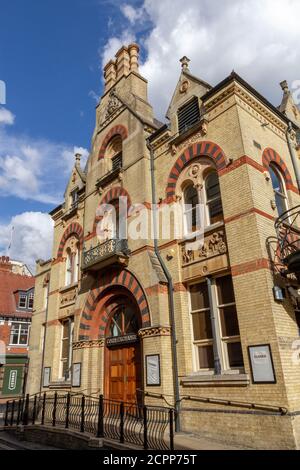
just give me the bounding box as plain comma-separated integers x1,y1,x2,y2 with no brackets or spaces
104,300,142,404
106,343,142,403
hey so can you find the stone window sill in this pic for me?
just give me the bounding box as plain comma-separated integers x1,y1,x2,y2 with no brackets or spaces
181,373,250,387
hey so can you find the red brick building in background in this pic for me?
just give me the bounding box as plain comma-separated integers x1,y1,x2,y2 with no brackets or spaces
0,256,34,406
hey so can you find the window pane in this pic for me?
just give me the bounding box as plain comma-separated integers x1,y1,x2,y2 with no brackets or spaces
62,322,69,339
227,342,244,368
216,276,235,305
62,361,68,378
220,305,240,337
198,345,214,369
275,192,287,217
269,166,283,193
61,339,69,359
208,199,223,224
190,283,210,311
19,295,27,308
206,173,220,200
192,311,212,340
184,186,198,207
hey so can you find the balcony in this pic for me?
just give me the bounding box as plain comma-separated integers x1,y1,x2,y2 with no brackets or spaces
82,238,130,271
275,205,300,280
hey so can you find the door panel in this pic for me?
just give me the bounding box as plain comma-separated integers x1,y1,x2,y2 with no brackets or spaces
107,344,141,403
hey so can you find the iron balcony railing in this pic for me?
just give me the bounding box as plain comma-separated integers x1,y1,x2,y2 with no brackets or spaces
4,392,175,451
275,205,300,272
82,238,130,270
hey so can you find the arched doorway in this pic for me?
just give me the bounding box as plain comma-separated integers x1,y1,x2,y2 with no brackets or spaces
104,294,142,404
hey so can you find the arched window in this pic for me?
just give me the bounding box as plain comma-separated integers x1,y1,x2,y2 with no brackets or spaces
105,135,123,171
109,305,139,337
65,242,80,286
269,164,288,216
205,172,223,225
184,185,199,233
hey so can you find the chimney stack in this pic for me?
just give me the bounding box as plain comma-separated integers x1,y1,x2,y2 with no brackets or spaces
0,256,12,272
103,43,140,93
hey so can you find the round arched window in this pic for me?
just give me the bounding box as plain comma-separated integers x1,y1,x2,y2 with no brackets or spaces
205,172,223,225
269,164,288,216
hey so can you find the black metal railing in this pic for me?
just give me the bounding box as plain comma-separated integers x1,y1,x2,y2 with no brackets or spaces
275,206,300,274
82,239,130,270
4,392,174,450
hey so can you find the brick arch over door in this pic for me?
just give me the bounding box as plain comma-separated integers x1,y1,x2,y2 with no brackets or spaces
57,222,84,259
93,186,132,232
78,269,151,341
98,124,128,160
262,148,293,188
166,141,228,200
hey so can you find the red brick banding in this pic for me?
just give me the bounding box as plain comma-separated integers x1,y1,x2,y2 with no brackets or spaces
78,269,151,341
166,141,228,200
57,222,84,259
98,125,128,160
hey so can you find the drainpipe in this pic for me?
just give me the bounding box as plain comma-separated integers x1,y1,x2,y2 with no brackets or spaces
146,138,181,432
39,281,50,393
286,121,300,193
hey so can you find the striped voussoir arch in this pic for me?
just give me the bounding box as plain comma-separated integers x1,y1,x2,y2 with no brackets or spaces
262,148,293,188
57,222,84,259
93,186,132,232
166,141,228,200
79,269,151,341
98,124,128,160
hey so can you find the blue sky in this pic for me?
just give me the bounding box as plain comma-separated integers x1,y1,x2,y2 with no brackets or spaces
0,0,299,269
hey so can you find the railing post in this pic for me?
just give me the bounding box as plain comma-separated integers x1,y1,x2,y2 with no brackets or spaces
16,399,22,425
97,394,104,438
52,391,57,427
80,395,85,433
120,402,124,444
65,392,70,429
4,401,9,426
22,394,29,426
143,406,148,450
41,393,46,425
32,395,37,425
169,409,174,451
10,400,15,426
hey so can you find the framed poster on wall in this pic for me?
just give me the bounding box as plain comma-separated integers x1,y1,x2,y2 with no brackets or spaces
43,367,51,387
72,363,81,387
146,354,161,386
248,344,276,384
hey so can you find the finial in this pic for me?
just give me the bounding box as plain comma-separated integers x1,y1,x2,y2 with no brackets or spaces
75,153,81,165
280,80,289,94
180,56,190,71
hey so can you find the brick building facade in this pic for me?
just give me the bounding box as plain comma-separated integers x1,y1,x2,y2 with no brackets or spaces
0,257,34,404
27,44,300,449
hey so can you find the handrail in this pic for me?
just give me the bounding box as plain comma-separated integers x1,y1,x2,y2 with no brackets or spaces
138,389,288,415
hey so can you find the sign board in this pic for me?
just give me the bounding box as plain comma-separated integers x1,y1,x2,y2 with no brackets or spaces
72,363,81,387
248,344,276,384
146,355,161,386
43,367,51,387
106,334,138,348
2,365,23,395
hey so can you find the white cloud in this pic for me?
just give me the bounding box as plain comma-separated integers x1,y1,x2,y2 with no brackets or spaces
0,212,54,272
0,112,89,204
120,4,145,24
0,107,15,126
104,0,300,119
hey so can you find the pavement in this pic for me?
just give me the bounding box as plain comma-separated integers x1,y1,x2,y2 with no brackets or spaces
174,432,250,450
